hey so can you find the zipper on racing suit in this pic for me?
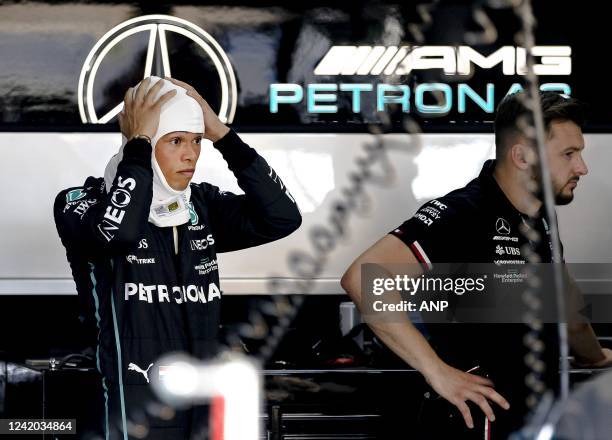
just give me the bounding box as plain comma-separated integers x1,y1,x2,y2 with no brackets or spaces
172,226,179,255
171,224,192,351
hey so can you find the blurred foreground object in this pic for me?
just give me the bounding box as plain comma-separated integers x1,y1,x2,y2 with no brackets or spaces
151,352,261,440
514,368,612,440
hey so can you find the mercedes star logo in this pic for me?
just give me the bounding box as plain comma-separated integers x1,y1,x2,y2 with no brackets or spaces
495,217,511,235
78,14,237,124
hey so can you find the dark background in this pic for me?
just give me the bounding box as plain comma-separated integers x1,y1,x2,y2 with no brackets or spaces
0,0,608,132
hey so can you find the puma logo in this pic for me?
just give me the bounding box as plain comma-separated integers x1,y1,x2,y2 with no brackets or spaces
128,362,154,383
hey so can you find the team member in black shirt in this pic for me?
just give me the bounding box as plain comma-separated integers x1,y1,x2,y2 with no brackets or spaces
341,91,612,438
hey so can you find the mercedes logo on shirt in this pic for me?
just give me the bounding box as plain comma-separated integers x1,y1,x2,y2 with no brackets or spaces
78,14,238,124
495,217,511,235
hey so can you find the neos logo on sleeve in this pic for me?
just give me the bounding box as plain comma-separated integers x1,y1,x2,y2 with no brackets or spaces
97,176,137,242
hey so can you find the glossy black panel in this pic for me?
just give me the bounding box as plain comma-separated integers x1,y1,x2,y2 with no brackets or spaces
0,1,609,131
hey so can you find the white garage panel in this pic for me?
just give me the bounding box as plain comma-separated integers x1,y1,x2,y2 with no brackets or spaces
0,132,609,294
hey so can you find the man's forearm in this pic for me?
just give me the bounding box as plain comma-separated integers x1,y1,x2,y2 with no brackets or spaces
368,316,444,378
342,270,443,378
564,269,605,364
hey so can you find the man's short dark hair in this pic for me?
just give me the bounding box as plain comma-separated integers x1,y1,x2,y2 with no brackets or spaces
494,91,585,160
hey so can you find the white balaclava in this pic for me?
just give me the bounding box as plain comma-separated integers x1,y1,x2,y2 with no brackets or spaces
104,76,205,227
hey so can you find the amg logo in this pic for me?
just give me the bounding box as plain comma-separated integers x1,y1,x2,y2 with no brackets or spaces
190,234,215,251
493,235,519,242
314,46,571,76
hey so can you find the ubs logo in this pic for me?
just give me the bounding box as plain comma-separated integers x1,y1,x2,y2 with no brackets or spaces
78,14,237,124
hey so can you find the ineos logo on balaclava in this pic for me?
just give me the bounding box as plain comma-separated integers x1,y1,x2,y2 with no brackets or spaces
78,14,237,124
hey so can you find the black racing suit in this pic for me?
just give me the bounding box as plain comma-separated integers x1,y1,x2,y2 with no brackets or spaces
390,159,561,439
54,130,302,439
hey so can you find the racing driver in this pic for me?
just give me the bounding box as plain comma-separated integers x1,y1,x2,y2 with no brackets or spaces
54,76,302,439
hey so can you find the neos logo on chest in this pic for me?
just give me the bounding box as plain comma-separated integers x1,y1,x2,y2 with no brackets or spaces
190,235,215,251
